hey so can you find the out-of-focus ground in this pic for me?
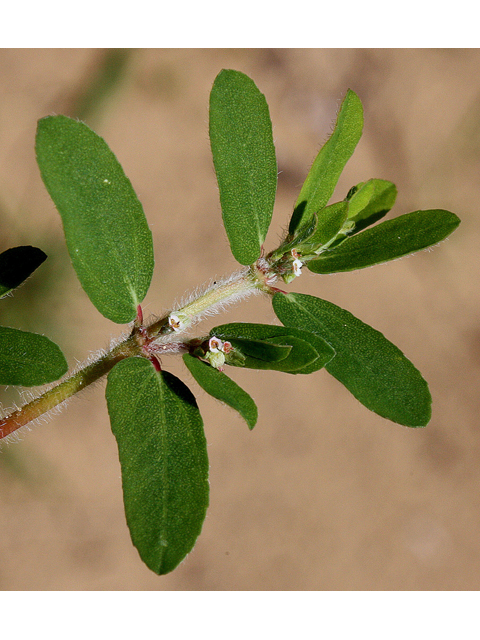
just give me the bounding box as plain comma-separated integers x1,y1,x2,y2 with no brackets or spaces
0,48,478,590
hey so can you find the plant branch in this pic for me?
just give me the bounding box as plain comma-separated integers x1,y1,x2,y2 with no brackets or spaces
0,261,279,441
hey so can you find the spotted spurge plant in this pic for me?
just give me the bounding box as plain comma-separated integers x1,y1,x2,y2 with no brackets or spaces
0,70,460,575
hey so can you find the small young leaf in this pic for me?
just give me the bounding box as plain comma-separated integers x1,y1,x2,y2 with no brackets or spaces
268,215,318,261
226,335,318,372
211,323,335,374
36,116,154,324
274,203,347,263
297,202,348,253
273,292,431,427
276,331,335,375
106,357,209,575
209,69,277,265
346,178,397,229
0,246,47,299
0,326,67,386
308,209,461,274
222,338,291,362
263,334,334,375
289,89,364,236
183,354,258,429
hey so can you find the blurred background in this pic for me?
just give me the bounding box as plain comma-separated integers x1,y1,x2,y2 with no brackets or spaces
0,48,477,590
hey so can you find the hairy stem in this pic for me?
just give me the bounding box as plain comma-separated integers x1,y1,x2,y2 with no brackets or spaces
0,262,277,441
0,336,136,440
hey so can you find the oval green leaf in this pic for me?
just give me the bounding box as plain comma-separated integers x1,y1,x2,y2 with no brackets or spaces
289,89,364,236
211,323,335,374
0,326,67,386
308,209,461,274
106,357,209,575
346,178,397,229
0,246,47,299
35,115,154,324
209,69,277,265
183,354,258,429
273,292,431,427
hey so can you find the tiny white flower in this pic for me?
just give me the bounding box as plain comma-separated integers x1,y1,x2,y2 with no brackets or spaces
168,314,183,331
209,336,224,352
292,258,303,277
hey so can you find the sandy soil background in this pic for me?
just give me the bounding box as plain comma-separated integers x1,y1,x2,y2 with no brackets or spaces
0,49,478,590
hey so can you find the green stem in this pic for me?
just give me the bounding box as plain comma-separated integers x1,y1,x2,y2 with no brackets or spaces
0,335,137,440
0,263,276,441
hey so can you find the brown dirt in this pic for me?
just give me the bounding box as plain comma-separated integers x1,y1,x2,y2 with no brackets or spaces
0,48,478,590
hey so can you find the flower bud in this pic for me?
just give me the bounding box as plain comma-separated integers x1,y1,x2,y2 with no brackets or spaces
205,349,226,370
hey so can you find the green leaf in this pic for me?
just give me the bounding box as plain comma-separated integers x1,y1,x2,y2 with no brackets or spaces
0,326,67,386
183,354,258,429
0,246,47,299
223,338,291,362
308,209,461,274
346,178,397,230
35,115,154,324
268,215,319,262
106,357,209,575
297,202,349,253
211,323,335,374
289,89,364,236
225,336,316,372
263,334,333,375
273,292,431,427
209,69,277,265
